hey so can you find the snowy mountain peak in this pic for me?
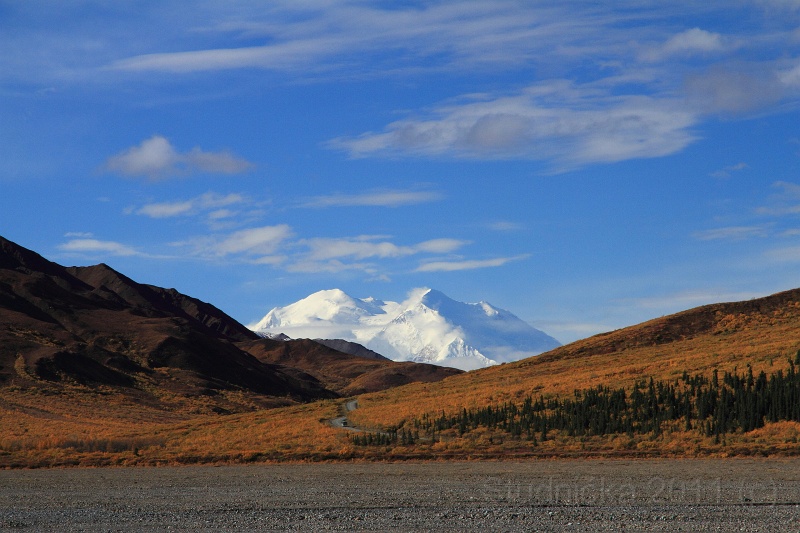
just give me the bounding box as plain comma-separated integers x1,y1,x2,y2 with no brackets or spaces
250,288,560,371
249,288,389,331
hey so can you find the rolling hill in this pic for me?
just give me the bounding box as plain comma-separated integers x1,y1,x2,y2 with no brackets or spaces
345,287,800,456
3,233,800,465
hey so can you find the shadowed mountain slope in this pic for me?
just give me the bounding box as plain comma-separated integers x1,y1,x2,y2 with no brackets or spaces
0,236,333,403
0,236,459,410
240,337,461,395
312,338,389,361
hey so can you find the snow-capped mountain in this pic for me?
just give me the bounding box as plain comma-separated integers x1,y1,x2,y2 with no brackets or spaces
249,288,561,371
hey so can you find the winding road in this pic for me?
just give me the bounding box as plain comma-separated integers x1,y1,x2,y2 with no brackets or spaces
329,399,360,431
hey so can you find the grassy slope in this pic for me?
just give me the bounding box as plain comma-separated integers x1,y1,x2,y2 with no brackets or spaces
4,288,800,466
0,385,347,467
345,289,800,456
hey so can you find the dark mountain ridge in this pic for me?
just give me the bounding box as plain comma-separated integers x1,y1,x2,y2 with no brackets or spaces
0,235,331,401
312,338,389,361
0,236,459,408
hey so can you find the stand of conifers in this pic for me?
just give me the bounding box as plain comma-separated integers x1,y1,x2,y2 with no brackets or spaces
354,354,800,447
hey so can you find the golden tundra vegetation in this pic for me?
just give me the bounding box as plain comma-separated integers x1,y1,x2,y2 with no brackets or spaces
4,288,800,467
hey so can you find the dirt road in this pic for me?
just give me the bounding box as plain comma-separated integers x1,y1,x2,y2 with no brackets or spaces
329,398,360,430
1,459,799,531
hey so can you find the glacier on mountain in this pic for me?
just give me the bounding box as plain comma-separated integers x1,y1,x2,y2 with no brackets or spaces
249,288,560,371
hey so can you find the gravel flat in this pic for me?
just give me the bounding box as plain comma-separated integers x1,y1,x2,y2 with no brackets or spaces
1,459,800,531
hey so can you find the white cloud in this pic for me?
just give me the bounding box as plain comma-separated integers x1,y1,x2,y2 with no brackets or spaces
266,234,473,275
183,147,254,174
301,236,468,262
664,28,725,54
213,225,292,256
415,254,528,272
134,192,245,218
58,238,140,257
176,224,293,263
112,40,342,74
414,238,467,254
136,200,194,218
55,223,517,279
105,136,253,180
302,237,408,262
285,259,375,274
329,83,697,168
641,28,726,62
6,3,797,172
108,3,608,75
302,189,443,208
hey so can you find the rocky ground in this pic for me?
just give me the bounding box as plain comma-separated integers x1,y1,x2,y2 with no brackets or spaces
1,459,799,531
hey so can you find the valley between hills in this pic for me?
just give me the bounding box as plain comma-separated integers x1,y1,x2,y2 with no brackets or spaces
2,234,800,467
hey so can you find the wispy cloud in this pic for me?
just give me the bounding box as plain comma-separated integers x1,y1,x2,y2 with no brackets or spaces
278,234,484,275
764,245,800,262
55,222,524,279
301,236,467,261
755,181,800,216
171,228,480,276
328,82,697,168
301,189,443,208
92,3,798,170
108,3,612,75
58,238,141,257
285,259,375,275
176,225,293,262
104,135,253,180
684,64,793,115
710,162,748,178
6,3,798,170
487,221,523,232
640,28,727,62
415,254,528,272
693,225,768,241
132,192,245,218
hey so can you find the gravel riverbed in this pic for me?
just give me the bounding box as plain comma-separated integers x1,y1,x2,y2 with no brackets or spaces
1,459,799,531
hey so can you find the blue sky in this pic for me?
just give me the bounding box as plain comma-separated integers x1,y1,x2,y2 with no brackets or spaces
2,1,800,343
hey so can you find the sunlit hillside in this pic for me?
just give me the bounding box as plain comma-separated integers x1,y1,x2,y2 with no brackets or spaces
4,288,800,466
